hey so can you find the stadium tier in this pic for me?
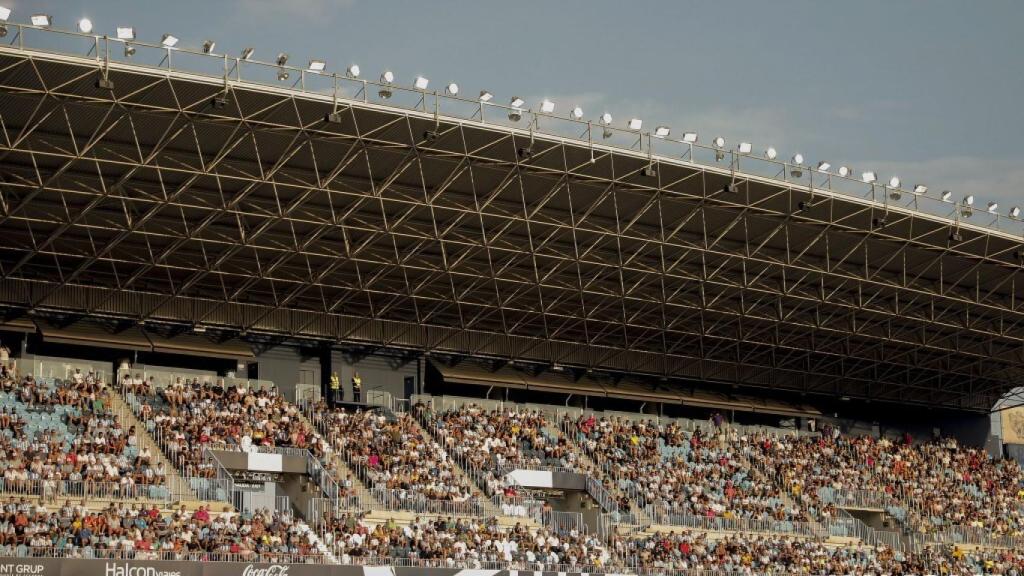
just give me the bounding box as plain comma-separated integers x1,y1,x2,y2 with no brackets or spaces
1,13,1024,576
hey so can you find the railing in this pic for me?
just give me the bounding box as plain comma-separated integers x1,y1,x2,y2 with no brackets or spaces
2,548,331,564
0,478,171,502
544,510,586,536
369,489,487,516
918,524,1024,550
644,509,824,538
491,495,545,520
275,495,291,515
816,486,899,510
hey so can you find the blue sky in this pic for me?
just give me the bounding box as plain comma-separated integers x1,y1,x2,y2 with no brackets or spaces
7,0,1024,208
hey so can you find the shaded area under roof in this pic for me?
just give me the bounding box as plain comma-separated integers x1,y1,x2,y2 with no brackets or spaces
431,359,821,418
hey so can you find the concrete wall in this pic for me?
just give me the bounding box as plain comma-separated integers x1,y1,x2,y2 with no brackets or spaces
330,351,418,402
255,346,321,402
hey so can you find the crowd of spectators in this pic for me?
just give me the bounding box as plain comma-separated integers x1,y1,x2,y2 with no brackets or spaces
0,370,166,499
321,512,613,570
622,529,1024,575
314,404,476,505
131,380,326,478
0,497,322,562
422,404,583,495
569,415,812,526
752,429,1024,536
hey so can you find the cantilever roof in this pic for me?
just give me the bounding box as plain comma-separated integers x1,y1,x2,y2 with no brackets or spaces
0,43,1021,412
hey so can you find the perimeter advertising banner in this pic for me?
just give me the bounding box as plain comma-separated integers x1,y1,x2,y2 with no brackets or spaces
0,559,628,576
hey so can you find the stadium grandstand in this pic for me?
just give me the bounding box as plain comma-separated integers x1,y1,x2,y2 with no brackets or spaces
0,8,1023,576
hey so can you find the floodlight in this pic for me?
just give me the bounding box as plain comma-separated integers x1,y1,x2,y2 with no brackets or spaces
116,27,135,40
940,190,952,202
380,70,394,84
510,96,525,108
655,126,671,138
963,195,974,206
764,147,777,160
988,201,999,213
414,75,429,90
539,99,555,113
682,132,698,143
0,6,10,21
277,69,290,81
308,60,326,72
202,40,216,54
888,176,901,188
123,44,135,57
861,171,877,183
478,90,493,102
960,197,974,217
346,64,360,78
736,142,751,154
272,53,287,66
1011,206,1021,219
508,106,523,122
240,47,255,60
599,113,613,125
570,106,584,120
31,14,51,27
628,118,642,130
78,18,93,33
817,161,831,172
713,137,725,148
889,189,902,201
445,82,459,95
792,153,804,165
161,34,179,48
837,166,851,177
913,184,927,195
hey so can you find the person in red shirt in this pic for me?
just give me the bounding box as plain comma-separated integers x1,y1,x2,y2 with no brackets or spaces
193,506,210,524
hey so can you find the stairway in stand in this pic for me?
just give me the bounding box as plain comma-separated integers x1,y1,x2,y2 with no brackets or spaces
105,386,191,502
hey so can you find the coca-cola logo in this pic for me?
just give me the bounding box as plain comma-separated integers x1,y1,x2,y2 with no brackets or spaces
241,566,288,576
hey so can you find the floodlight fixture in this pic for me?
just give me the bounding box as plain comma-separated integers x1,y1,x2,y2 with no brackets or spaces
380,70,394,84
346,64,360,78
1011,206,1021,219
599,113,613,125
123,44,135,57
570,106,584,120
713,137,725,148
764,147,777,160
116,26,135,40
792,153,804,165
888,176,901,189
445,82,459,95
537,99,554,113
940,190,952,202
0,6,10,21
655,126,671,138
682,132,698,143
816,161,831,172
31,14,51,27
508,102,523,122
628,118,643,130
988,201,999,213
161,34,179,48
274,53,289,66
861,171,877,183
277,69,290,81
308,60,326,72
240,47,255,60
478,90,493,102
837,166,851,177
738,142,752,154
889,189,902,201
414,75,429,90
963,195,974,206
202,40,215,54
913,184,927,195
78,18,93,33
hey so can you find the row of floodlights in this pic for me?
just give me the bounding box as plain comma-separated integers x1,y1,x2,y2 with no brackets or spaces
4,9,1019,221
